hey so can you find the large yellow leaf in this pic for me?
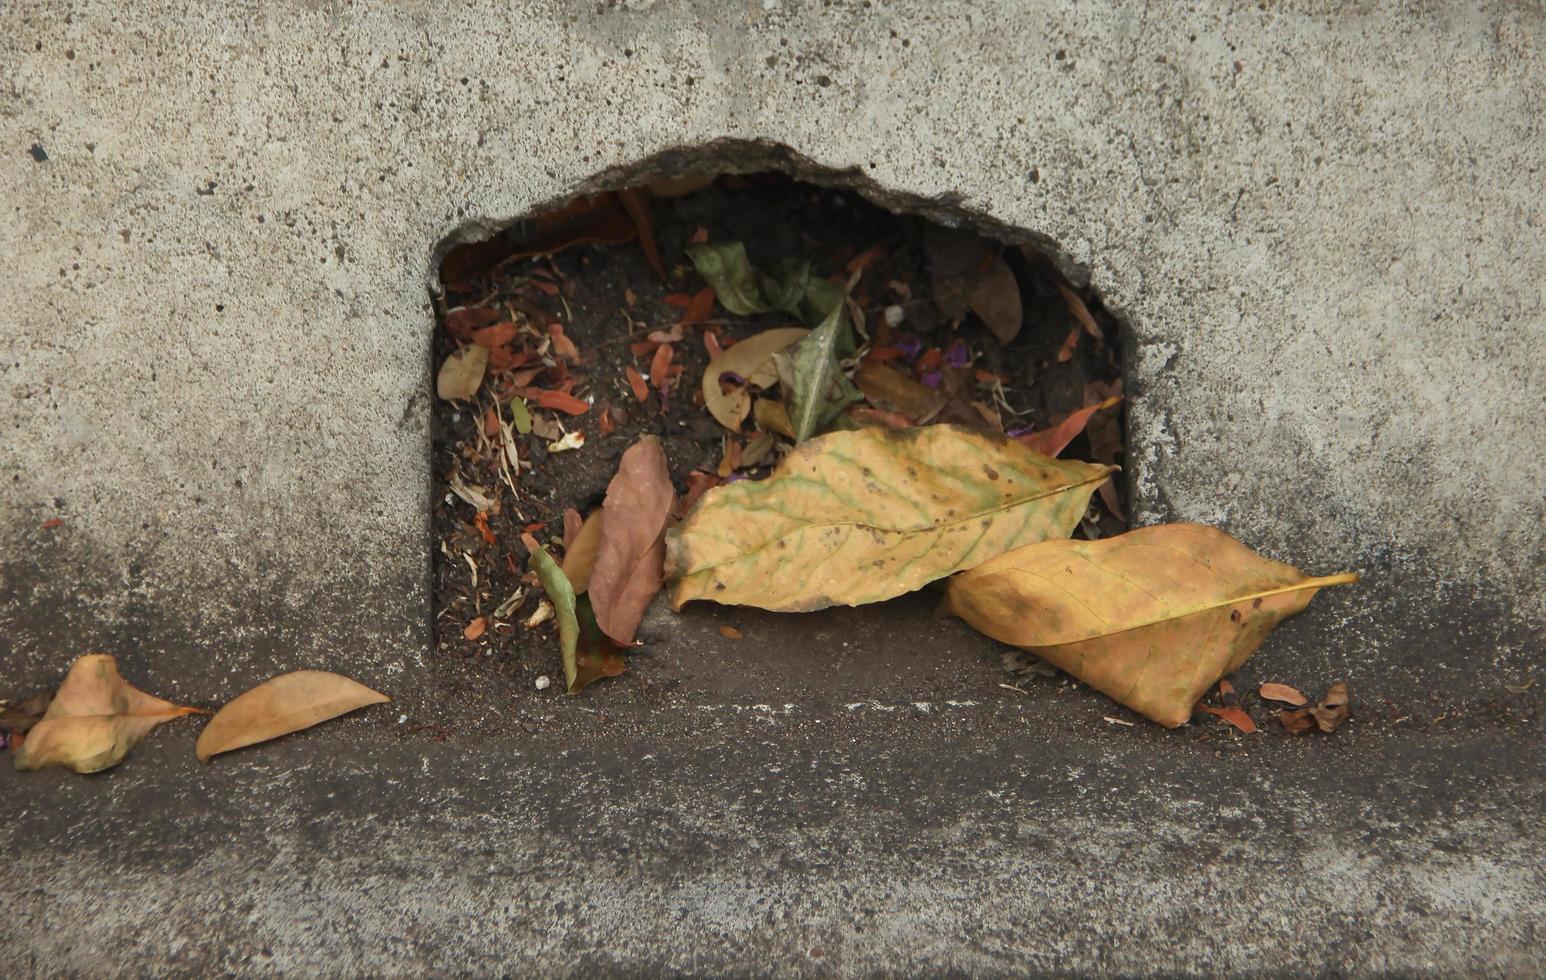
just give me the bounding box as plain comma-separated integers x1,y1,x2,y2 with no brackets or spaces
195,671,388,762
701,327,807,430
945,524,1358,727
14,654,203,774
667,424,1114,612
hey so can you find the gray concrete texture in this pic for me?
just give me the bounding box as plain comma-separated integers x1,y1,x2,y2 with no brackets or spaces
2,0,1543,974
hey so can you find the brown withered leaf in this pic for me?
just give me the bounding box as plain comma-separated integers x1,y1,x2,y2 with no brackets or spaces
196,671,388,762
588,436,675,644
615,187,666,279
946,524,1358,727
1279,682,1351,734
15,655,205,773
968,255,1023,344
0,690,53,735
1313,682,1350,732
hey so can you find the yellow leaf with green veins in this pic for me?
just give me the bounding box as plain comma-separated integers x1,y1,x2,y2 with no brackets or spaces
666,424,1114,612
945,524,1358,727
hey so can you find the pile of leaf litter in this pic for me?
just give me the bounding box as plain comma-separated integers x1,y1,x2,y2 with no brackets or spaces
428,173,1358,733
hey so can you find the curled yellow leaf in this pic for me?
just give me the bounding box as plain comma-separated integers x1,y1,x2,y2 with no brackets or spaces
14,654,203,774
946,524,1358,727
196,671,389,762
667,424,1114,612
701,327,807,431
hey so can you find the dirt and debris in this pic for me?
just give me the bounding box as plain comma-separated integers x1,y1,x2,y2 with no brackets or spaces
429,173,1126,709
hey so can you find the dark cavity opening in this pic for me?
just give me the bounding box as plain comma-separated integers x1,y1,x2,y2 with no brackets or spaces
427,165,1127,724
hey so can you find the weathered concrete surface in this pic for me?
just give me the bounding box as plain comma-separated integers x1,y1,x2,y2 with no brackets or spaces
2,0,1544,973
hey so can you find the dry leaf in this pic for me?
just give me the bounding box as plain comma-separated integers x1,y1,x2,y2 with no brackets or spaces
437,346,489,401
1259,682,1308,706
1313,681,1350,732
626,365,650,403
572,595,629,693
463,617,487,641
946,524,1358,727
562,510,606,593
1057,283,1102,339
701,327,808,430
195,671,388,762
854,363,947,422
754,399,795,438
719,625,743,640
668,425,1113,612
615,187,666,279
1016,396,1122,457
0,691,53,735
589,436,675,644
968,255,1023,344
14,655,203,773
1197,704,1258,734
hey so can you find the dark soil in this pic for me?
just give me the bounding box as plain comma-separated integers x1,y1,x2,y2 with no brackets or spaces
429,173,1125,711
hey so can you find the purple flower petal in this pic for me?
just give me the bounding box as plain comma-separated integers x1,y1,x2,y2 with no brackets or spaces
718,371,749,388
896,333,924,363
921,370,944,389
944,339,971,368
1006,425,1034,438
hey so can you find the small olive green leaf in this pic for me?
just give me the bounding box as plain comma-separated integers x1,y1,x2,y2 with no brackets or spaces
761,259,812,318
523,534,580,692
508,396,533,435
778,296,862,443
685,241,769,315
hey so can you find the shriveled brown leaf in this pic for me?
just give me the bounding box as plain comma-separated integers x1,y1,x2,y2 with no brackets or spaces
946,524,1358,727
1057,283,1102,339
15,655,204,773
1313,681,1350,732
615,187,666,279
0,690,53,735
463,617,487,641
1259,682,1309,706
968,254,1023,344
589,436,676,644
196,671,388,762
754,399,795,438
719,625,744,640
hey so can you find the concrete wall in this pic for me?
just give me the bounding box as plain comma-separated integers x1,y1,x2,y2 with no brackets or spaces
4,1,1542,700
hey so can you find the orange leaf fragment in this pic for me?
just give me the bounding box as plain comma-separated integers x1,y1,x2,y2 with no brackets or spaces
470,321,519,349
1015,396,1122,457
626,365,650,403
719,625,744,640
650,344,675,396
549,324,580,362
1197,704,1258,734
682,287,715,327
464,617,488,641
1259,682,1308,706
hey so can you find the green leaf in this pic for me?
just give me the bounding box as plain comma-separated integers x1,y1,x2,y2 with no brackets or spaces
523,535,579,692
777,296,862,443
800,276,845,327
685,242,769,315
508,396,532,435
761,259,812,318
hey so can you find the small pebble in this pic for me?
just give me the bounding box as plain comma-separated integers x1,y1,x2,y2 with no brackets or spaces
397,714,407,724
535,675,551,691
884,305,905,328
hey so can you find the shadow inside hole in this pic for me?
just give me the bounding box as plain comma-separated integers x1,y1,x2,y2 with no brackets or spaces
426,171,1127,715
